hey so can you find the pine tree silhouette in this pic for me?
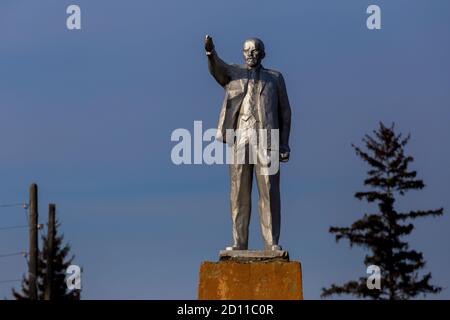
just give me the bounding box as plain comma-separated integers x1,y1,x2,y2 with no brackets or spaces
12,220,80,300
322,122,443,300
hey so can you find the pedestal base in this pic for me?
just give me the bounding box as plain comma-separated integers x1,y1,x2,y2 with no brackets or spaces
198,255,303,300
219,250,289,262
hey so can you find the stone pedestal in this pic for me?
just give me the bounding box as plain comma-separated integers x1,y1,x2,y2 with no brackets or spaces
198,251,303,300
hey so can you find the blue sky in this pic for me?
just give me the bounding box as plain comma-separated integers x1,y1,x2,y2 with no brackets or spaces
1,0,449,299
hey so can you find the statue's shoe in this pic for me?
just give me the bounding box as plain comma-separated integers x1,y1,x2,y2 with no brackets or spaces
225,245,247,251
269,245,282,251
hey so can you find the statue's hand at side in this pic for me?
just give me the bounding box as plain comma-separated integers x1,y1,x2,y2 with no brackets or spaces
280,151,290,163
205,34,215,54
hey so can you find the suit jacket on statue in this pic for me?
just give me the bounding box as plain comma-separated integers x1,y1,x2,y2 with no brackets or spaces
207,50,292,153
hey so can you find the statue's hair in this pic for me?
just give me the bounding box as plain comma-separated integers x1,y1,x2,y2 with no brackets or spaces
243,38,265,55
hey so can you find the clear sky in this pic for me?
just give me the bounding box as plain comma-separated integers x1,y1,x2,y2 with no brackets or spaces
1,0,449,299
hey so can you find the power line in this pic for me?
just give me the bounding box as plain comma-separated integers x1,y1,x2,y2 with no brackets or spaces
0,251,27,259
0,203,28,209
0,224,43,232
0,225,28,231
0,202,29,224
0,279,21,285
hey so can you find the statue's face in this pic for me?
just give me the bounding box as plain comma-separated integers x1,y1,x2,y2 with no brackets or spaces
243,39,264,68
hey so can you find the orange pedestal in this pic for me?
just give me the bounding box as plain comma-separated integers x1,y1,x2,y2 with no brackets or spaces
198,260,303,300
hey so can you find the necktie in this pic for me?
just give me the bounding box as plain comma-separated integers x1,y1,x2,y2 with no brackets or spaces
241,69,258,122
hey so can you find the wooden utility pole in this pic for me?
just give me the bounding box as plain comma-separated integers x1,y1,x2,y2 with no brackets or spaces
44,203,56,300
28,183,39,300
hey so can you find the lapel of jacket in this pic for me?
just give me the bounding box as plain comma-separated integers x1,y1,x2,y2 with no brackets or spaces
236,66,267,95
236,65,248,93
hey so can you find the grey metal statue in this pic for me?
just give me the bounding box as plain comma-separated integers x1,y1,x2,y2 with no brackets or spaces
205,35,292,251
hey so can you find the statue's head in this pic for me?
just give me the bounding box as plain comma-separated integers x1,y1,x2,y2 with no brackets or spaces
243,38,265,68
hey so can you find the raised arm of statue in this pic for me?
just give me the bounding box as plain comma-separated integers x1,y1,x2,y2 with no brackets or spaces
205,35,231,87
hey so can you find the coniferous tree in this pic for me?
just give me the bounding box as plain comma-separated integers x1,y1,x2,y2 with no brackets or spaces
12,220,80,300
322,122,443,300
11,255,43,300
40,220,80,300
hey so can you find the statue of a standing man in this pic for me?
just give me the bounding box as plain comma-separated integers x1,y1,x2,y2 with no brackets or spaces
205,35,292,251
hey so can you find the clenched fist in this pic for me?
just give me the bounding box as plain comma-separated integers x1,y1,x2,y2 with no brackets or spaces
280,151,290,163
205,34,215,53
